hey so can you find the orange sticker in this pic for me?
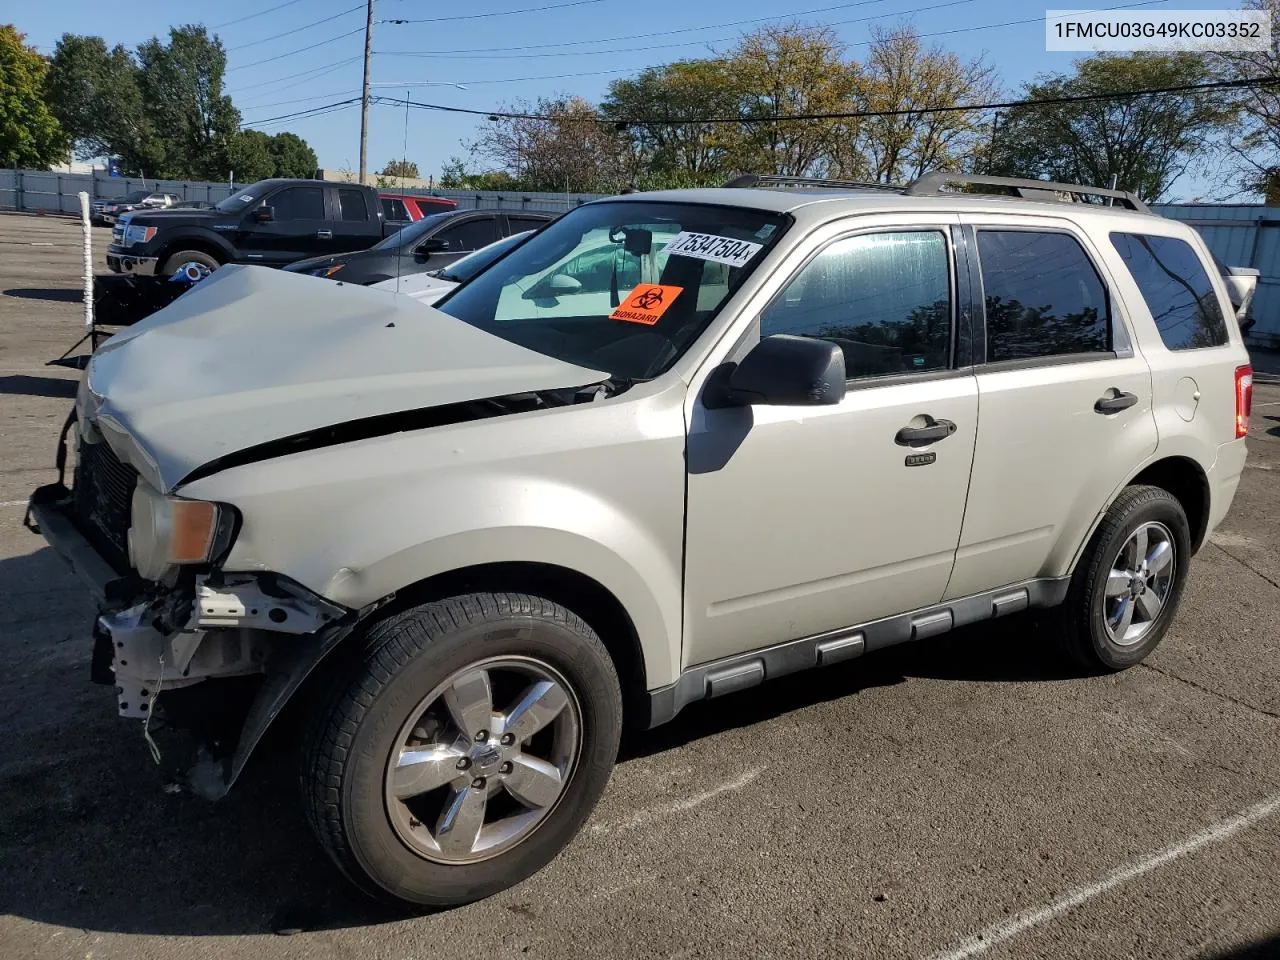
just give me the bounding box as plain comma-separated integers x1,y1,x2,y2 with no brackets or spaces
609,284,683,326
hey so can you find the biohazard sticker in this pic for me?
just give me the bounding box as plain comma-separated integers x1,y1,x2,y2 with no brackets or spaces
609,285,684,325
665,231,763,268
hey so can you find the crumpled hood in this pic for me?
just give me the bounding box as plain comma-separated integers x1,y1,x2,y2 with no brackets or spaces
85,264,606,492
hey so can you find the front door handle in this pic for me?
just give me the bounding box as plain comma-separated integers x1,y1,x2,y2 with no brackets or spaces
895,418,957,447
1095,391,1138,414
317,229,333,239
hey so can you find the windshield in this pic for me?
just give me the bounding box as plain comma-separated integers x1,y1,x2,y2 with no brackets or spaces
374,211,458,250
215,181,275,213
439,201,787,380
438,231,532,283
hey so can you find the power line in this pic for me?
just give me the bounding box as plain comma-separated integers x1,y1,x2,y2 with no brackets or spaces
213,0,309,29
227,4,363,52
227,26,365,72
239,90,362,113
378,0,1169,61
244,97,364,127
382,0,606,25
227,56,363,95
379,0,968,57
386,74,1280,125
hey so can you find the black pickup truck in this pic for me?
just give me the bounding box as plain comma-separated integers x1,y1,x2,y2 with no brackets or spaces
105,178,386,276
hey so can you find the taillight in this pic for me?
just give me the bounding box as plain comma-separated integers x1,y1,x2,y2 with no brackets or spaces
1235,364,1253,438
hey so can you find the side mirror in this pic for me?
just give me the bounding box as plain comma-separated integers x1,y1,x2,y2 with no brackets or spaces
253,206,274,223
708,334,846,408
416,237,449,258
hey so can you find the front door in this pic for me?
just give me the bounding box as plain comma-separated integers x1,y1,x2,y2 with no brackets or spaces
683,223,979,667
240,183,331,265
944,217,1159,599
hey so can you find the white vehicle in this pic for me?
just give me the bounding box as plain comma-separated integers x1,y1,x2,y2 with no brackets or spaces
371,230,535,303
28,173,1256,908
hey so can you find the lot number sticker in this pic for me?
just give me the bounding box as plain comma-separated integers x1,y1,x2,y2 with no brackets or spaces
666,231,763,268
609,285,684,325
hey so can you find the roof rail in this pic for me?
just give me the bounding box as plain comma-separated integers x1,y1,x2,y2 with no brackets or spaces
905,172,1151,214
723,173,906,193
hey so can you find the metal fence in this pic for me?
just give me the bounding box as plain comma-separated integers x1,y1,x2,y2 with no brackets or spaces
0,169,602,216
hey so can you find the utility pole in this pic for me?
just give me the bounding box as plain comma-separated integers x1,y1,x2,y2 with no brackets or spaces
359,0,374,184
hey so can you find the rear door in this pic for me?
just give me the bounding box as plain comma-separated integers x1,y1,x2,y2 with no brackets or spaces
333,186,378,252
945,215,1158,599
240,183,330,265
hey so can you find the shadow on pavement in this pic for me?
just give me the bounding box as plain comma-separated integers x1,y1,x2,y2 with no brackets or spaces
1,287,83,303
0,374,79,398
1202,935,1280,959
0,543,1143,939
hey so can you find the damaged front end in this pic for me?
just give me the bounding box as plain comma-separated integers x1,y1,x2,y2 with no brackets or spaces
27,413,355,798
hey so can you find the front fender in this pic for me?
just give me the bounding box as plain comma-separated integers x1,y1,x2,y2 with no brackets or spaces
180,391,688,691
152,228,235,263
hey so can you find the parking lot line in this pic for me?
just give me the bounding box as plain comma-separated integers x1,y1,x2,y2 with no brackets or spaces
926,791,1280,960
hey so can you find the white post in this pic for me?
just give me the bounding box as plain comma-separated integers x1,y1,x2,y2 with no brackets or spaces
79,191,94,332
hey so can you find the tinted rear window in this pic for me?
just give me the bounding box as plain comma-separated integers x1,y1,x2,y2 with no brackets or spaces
1110,233,1228,350
977,230,1111,362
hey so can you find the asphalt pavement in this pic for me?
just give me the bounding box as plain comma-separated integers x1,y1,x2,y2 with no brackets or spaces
1,213,1277,960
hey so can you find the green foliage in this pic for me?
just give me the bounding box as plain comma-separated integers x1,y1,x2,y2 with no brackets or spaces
381,159,419,179
439,157,522,191
987,52,1236,202
0,24,68,167
268,132,316,178
44,27,318,182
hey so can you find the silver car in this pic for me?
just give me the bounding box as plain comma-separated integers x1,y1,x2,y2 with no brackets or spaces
27,174,1255,907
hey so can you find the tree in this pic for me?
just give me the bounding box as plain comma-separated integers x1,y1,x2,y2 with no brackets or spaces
1210,0,1280,199
268,132,317,178
730,25,862,178
988,52,1236,202
0,25,68,167
852,25,1000,183
228,129,274,183
381,159,419,179
136,25,239,179
439,156,522,190
467,96,630,192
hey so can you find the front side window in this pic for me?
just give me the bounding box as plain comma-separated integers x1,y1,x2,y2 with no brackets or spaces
1110,232,1228,350
432,218,500,253
509,215,552,232
267,186,325,221
761,230,953,379
339,188,368,222
977,230,1111,362
440,201,786,380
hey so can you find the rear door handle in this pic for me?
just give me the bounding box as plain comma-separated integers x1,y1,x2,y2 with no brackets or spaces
895,418,957,447
317,229,333,239
1095,391,1138,414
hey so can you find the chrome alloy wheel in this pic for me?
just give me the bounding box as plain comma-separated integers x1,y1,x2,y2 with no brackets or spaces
384,656,582,864
1104,521,1176,646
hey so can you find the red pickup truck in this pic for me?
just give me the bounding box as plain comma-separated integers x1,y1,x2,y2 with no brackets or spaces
378,192,457,225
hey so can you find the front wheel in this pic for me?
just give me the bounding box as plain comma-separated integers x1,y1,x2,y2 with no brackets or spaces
160,248,220,276
302,593,622,907
1055,484,1191,671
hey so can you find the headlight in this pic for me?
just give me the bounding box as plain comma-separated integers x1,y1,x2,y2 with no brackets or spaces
123,224,157,247
312,264,344,278
128,483,239,580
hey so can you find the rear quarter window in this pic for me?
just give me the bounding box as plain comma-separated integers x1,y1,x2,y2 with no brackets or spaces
1110,232,1229,350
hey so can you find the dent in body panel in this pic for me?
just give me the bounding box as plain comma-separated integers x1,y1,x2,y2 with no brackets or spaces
179,386,689,689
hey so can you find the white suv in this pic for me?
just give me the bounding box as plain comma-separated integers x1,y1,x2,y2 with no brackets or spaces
27,173,1256,907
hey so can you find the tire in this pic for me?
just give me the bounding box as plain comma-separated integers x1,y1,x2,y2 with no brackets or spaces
1055,484,1192,672
159,248,220,276
301,592,623,907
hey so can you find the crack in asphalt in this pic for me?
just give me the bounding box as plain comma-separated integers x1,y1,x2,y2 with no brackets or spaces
1139,661,1280,723
1211,541,1280,591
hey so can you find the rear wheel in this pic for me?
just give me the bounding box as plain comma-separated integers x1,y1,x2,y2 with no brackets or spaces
1056,484,1191,671
302,592,622,907
160,248,220,276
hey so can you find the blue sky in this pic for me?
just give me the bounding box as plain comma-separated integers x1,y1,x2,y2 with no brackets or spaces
19,0,1245,197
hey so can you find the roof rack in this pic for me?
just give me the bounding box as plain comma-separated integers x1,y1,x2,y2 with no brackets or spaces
904,172,1151,214
723,173,906,193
